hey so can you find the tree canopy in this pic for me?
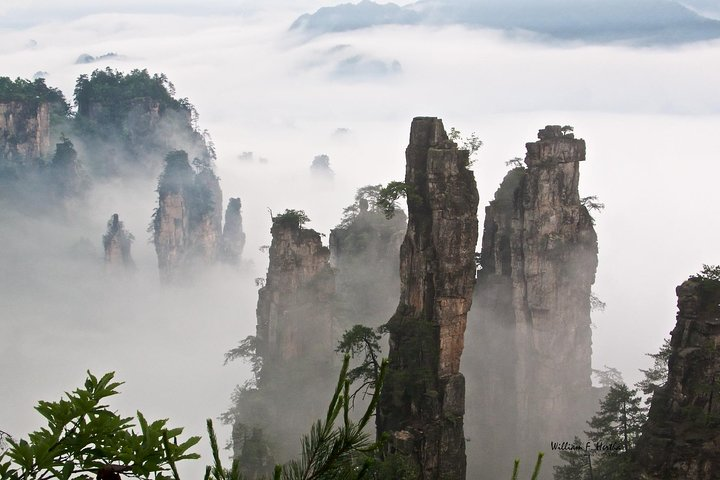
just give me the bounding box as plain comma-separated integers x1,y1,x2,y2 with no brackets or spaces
0,77,68,111
74,68,191,120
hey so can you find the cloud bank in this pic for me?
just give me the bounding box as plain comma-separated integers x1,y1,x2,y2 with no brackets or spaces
291,0,720,45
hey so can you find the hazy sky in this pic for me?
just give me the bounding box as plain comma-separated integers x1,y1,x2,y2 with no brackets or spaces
1,1,719,476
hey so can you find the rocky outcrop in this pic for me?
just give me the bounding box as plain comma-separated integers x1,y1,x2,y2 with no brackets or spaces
377,117,479,480
329,194,406,330
222,198,246,265
74,69,211,178
466,125,598,478
152,150,223,283
0,101,50,170
103,213,134,271
256,213,335,368
232,212,337,475
634,275,720,479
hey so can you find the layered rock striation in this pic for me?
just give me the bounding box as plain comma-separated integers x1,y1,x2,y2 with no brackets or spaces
256,213,335,369
377,117,479,480
232,211,337,475
635,275,720,479
152,150,223,283
0,101,50,171
466,125,598,478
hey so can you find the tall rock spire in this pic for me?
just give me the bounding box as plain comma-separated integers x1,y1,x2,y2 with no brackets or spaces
466,125,598,478
152,150,223,283
222,197,246,265
377,117,479,480
231,210,337,477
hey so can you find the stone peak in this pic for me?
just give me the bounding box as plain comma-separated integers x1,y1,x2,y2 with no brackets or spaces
409,116,449,148
537,125,575,140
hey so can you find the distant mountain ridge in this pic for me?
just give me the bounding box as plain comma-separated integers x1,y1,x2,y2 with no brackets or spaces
291,0,720,45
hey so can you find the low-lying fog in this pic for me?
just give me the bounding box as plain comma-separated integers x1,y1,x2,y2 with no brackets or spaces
1,2,719,477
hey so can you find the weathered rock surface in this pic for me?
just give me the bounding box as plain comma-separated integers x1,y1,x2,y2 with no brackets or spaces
103,213,134,271
189,167,223,262
233,213,337,475
466,125,598,479
467,126,597,479
377,117,479,480
152,150,223,283
256,215,335,367
80,93,208,178
222,198,246,265
634,276,720,479
0,101,50,170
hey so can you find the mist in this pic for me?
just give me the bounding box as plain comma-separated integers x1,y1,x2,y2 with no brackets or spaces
2,2,720,478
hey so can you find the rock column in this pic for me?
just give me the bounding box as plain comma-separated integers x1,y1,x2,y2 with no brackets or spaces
378,117,479,480
468,125,598,477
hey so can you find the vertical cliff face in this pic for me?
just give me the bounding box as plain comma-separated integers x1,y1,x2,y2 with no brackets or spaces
103,213,135,271
377,117,479,480
635,275,720,480
153,151,223,283
233,213,336,472
222,198,246,265
76,70,210,178
466,125,598,478
256,215,335,368
0,101,50,170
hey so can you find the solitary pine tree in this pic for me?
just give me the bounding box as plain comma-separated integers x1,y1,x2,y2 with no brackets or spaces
585,383,646,479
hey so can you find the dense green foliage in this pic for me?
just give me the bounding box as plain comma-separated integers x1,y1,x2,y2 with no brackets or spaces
585,383,645,479
272,209,310,228
691,264,720,282
554,382,646,480
338,185,382,228
74,68,188,119
0,77,68,112
0,358,397,480
0,372,200,480
2,68,212,186
376,182,418,219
